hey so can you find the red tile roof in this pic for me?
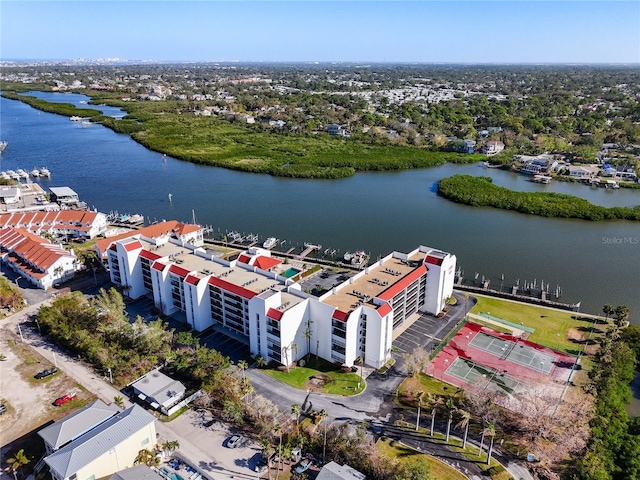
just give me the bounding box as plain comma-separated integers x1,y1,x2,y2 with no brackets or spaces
168,264,191,277
332,309,350,322
254,256,281,271
425,255,444,266
140,250,162,261
376,302,392,317
151,261,167,271
377,265,427,302
266,308,284,321
0,228,74,274
237,254,251,264
95,220,180,257
173,223,202,236
185,275,200,286
208,276,257,299
123,240,143,252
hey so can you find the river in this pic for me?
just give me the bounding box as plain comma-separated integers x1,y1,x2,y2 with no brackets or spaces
1,91,639,323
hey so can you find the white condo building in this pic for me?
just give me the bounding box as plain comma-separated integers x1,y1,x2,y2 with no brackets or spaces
108,226,456,369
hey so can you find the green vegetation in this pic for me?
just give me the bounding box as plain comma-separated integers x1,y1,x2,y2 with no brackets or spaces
263,357,365,395
437,175,640,221
470,295,601,354
2,91,482,179
0,276,24,315
572,323,640,479
376,437,466,480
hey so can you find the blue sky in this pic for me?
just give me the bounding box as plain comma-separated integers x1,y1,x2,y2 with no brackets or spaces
1,1,639,63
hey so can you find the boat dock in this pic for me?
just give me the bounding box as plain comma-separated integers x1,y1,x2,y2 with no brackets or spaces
297,242,321,259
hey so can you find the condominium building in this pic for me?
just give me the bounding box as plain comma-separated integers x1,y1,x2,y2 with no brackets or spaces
108,228,456,369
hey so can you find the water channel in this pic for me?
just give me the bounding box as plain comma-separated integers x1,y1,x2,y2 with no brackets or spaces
1,91,639,324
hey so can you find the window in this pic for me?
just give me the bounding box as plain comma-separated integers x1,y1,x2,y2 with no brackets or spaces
141,437,150,446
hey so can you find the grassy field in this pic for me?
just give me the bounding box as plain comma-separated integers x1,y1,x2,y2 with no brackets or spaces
262,357,365,395
398,373,462,399
470,294,604,356
2,90,483,179
376,437,469,480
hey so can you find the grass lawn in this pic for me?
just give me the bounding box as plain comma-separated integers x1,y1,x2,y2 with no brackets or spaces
398,373,462,400
262,357,365,395
392,422,508,476
470,294,606,356
376,437,468,480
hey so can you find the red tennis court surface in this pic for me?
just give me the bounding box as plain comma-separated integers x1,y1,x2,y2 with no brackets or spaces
426,321,579,394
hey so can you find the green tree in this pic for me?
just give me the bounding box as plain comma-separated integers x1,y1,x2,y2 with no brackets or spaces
455,408,472,449
414,391,424,431
113,395,124,409
237,359,248,379
484,421,496,465
444,398,455,443
6,449,30,478
134,449,159,467
394,457,431,480
613,305,630,328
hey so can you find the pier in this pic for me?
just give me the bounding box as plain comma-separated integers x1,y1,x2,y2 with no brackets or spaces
297,242,321,259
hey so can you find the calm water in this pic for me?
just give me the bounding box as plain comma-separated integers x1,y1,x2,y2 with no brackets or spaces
1,92,639,323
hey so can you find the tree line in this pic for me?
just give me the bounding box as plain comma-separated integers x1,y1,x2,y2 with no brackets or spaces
437,175,640,221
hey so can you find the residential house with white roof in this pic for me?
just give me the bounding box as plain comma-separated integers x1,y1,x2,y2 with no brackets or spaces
482,141,505,155
130,370,186,414
44,405,156,480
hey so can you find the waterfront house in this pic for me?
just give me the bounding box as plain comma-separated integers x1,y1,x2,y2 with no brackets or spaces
0,227,80,289
106,228,456,370
568,165,599,178
49,187,79,206
482,141,505,155
0,210,108,240
44,405,157,480
463,139,476,154
519,154,557,175
0,186,21,205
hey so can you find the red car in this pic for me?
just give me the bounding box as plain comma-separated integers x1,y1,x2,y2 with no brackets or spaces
54,393,77,406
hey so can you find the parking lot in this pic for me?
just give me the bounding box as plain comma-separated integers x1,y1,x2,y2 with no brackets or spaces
198,327,250,364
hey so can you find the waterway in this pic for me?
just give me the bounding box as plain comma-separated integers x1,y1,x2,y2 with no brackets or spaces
1,91,639,324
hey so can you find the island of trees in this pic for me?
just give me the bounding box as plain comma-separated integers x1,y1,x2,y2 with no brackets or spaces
437,175,640,221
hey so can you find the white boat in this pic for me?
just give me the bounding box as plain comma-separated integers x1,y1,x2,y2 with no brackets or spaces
0,172,9,180
263,237,278,249
78,100,87,105
39,167,51,177
30,168,41,177
81,121,91,127
0,141,7,153
343,251,353,262
8,170,20,180
128,214,144,224
70,116,82,122
17,169,29,179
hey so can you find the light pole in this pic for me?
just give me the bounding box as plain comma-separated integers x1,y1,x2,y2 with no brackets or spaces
442,359,449,380
107,368,113,384
17,323,24,342
556,333,560,351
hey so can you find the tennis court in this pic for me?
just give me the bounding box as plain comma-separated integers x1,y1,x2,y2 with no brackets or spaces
445,357,524,394
469,330,556,375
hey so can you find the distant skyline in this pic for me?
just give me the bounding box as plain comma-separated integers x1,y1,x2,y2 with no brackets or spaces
1,1,639,64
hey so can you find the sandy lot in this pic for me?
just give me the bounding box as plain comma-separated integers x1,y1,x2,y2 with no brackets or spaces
0,325,94,480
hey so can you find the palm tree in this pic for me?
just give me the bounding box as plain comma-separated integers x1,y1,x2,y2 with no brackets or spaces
478,420,486,457
7,449,29,480
414,391,424,431
429,395,444,437
291,342,299,364
303,319,313,361
602,304,615,324
282,345,290,373
614,305,630,328
237,359,248,379
162,440,180,455
134,448,159,467
455,408,472,449
274,423,283,480
291,403,301,432
485,421,496,464
256,355,267,368
113,395,124,409
444,398,455,443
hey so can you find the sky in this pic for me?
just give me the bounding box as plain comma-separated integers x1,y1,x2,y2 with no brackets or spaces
1,1,639,64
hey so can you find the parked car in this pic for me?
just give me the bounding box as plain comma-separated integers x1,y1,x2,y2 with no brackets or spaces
54,393,77,406
35,367,58,379
226,434,242,448
294,458,313,474
0,404,7,415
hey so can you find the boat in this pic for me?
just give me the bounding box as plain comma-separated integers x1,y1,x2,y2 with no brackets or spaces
8,170,20,180
78,100,87,104
0,172,10,180
17,169,29,179
0,141,7,153
81,121,91,127
70,116,82,122
119,214,130,223
128,214,144,224
30,168,41,177
343,251,353,262
263,237,278,249
39,167,51,177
